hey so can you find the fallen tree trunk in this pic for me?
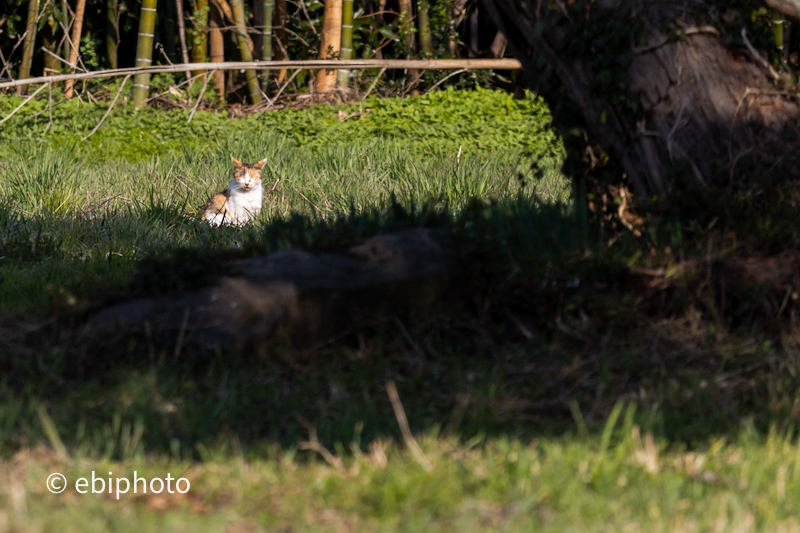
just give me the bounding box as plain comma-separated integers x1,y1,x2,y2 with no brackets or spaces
483,1,800,198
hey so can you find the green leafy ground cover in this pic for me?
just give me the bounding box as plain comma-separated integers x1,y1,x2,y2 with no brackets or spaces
1,89,799,531
0,86,561,163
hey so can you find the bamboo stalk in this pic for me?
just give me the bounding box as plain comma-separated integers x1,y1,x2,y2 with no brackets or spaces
190,0,209,77
18,0,40,88
262,0,274,92
210,0,232,20
337,0,353,89
229,0,262,103
398,0,413,52
417,0,433,55
60,0,70,60
132,0,158,108
0,59,523,89
209,4,225,96
106,0,118,69
64,0,87,99
317,0,342,93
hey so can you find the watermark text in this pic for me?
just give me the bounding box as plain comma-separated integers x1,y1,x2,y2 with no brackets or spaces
47,471,190,499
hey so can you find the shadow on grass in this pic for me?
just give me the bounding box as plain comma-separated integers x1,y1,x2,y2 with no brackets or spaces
0,192,799,459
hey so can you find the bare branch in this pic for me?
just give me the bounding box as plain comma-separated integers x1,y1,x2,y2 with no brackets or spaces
0,83,50,126
361,67,386,101
386,381,434,472
81,75,131,141
0,59,521,90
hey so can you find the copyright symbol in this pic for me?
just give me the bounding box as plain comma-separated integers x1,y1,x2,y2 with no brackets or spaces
47,473,67,494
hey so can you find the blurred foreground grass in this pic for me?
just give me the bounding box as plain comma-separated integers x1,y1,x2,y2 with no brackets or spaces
5,414,800,532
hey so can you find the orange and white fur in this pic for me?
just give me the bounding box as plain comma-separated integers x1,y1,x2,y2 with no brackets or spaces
202,157,267,226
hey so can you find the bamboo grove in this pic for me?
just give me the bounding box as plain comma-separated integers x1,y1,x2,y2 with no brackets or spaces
0,0,511,104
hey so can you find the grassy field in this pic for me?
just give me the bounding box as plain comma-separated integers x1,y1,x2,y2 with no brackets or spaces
1,88,800,531
0,88,567,319
6,420,800,532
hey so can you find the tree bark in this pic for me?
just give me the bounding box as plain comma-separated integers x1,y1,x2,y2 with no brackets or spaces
316,0,342,93
64,0,87,99
482,0,800,198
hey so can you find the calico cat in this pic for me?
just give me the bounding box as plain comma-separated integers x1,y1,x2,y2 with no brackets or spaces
202,157,267,226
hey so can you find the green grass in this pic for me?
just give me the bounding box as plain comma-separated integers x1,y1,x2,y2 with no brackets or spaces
5,414,800,532
1,89,800,531
0,135,568,318
0,88,568,318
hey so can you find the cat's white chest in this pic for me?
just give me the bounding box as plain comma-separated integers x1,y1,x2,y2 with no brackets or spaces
226,183,263,225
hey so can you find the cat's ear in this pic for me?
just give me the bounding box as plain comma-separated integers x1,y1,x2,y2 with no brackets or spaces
231,157,243,168
253,158,267,170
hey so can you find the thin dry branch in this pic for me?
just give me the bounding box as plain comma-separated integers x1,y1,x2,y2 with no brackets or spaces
0,59,521,90
385,381,434,472
0,82,50,125
298,419,344,471
425,68,467,95
741,28,780,82
261,68,300,109
187,72,212,123
40,46,83,71
81,75,130,141
361,66,386,100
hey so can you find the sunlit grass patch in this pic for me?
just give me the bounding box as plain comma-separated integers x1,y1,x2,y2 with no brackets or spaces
5,413,800,532
0,133,570,318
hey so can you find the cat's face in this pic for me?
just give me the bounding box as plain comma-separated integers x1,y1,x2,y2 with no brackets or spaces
231,157,266,190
